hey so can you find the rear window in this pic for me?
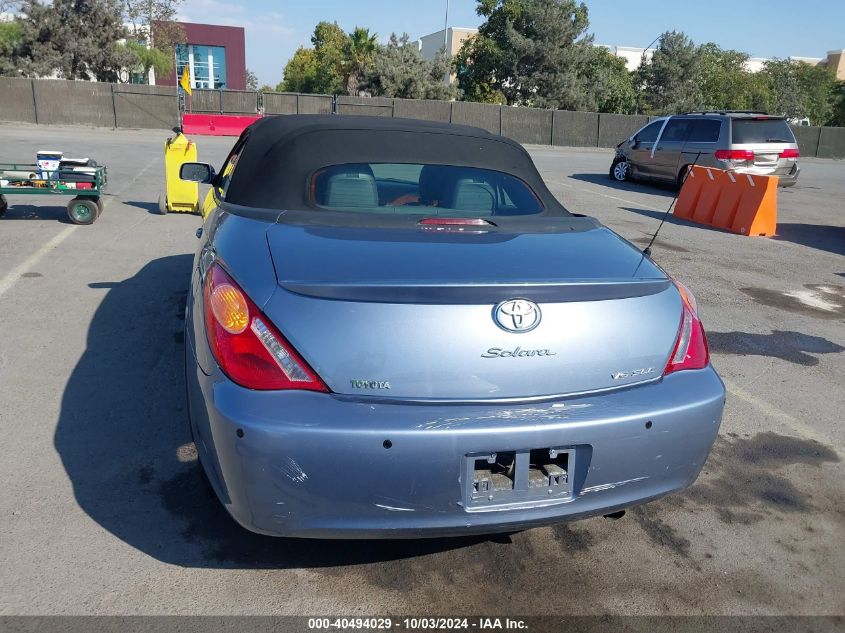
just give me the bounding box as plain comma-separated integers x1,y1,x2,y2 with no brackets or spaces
311,163,544,216
731,118,796,144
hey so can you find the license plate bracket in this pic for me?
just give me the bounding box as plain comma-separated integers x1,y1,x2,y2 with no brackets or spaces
464,447,575,510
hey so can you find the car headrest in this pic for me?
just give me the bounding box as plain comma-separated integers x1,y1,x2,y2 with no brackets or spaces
452,178,495,213
323,166,378,208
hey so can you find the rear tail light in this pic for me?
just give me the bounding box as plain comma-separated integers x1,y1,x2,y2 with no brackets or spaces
714,149,755,161
203,264,328,391
779,148,799,158
664,281,710,375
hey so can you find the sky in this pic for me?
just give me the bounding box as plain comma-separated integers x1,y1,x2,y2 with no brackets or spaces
176,0,845,88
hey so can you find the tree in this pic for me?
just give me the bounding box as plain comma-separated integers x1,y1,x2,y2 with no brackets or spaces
759,59,806,120
0,19,23,76
696,44,754,111
246,68,258,91
637,31,702,114
456,0,597,109
281,46,319,93
794,62,838,126
361,33,459,100
584,47,637,113
342,26,377,96
123,0,185,51
16,0,136,81
310,21,346,94
830,82,845,127
122,0,185,82
122,39,171,80
280,22,375,96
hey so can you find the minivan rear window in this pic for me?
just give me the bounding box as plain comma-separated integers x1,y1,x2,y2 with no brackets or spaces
731,119,796,144
311,163,544,216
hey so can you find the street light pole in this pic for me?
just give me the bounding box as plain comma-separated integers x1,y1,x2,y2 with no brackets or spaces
444,0,450,50
443,0,451,84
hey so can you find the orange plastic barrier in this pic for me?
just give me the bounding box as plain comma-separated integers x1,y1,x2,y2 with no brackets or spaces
182,113,261,137
674,166,778,236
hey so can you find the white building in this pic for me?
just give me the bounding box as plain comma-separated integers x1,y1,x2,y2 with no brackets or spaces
600,44,833,75
418,27,478,84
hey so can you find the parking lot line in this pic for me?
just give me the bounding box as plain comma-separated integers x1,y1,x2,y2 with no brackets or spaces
0,155,162,301
0,225,77,300
548,178,669,213
723,377,841,455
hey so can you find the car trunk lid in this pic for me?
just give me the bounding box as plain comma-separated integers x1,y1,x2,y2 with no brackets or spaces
262,221,682,400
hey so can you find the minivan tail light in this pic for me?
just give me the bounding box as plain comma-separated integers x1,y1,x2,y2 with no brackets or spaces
779,148,799,158
203,264,328,391
714,149,754,161
664,281,709,375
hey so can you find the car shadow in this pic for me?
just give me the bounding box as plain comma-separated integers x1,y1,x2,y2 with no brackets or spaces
773,223,845,257
54,255,490,569
569,173,677,197
708,330,845,366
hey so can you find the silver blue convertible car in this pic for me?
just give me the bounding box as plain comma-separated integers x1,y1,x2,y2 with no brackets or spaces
181,115,725,538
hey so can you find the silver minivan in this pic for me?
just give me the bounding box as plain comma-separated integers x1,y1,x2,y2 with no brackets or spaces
610,112,801,187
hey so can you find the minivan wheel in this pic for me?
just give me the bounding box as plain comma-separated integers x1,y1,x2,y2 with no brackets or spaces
677,165,692,188
610,158,631,182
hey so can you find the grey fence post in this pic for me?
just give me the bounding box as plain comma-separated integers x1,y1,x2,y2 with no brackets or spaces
30,79,39,124
595,114,601,147
498,106,503,135
549,109,555,146
110,83,118,128
219,89,224,114
295,93,300,115
449,101,454,124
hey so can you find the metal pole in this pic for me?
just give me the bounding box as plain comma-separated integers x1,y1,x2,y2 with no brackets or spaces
444,0,449,50
30,79,39,125
443,0,451,84
636,35,662,115
174,50,182,129
110,83,118,128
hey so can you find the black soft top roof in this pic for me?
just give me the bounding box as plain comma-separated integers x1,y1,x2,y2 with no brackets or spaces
223,114,571,216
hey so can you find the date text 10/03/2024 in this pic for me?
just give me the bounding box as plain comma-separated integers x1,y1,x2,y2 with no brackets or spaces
307,618,529,630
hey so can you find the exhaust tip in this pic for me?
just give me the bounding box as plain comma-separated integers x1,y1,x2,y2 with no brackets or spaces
603,510,626,520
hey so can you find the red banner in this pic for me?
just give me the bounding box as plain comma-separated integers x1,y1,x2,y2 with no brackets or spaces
182,114,262,137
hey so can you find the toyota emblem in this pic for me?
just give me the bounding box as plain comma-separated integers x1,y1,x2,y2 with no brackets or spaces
493,299,541,333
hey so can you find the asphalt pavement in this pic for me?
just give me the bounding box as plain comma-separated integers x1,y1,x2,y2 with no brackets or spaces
0,123,842,616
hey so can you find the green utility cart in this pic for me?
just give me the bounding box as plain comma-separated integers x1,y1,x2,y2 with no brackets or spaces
0,162,108,225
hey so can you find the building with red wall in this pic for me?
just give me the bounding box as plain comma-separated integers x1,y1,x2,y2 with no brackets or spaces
154,21,246,90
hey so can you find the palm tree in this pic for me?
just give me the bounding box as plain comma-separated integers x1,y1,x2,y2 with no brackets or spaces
343,27,378,96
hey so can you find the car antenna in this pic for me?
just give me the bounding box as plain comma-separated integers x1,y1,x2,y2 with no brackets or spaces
641,151,702,256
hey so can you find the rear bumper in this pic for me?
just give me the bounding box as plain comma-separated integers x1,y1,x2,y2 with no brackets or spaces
734,162,799,187
187,342,726,538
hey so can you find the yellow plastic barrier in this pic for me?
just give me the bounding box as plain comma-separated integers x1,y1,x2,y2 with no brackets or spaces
674,166,777,237
199,155,238,219
159,133,199,214
201,188,215,219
